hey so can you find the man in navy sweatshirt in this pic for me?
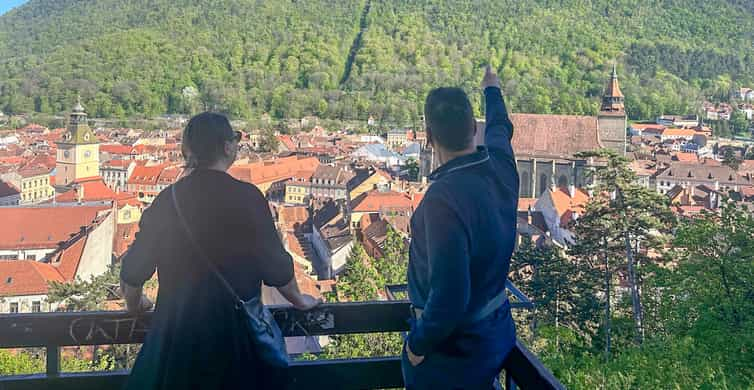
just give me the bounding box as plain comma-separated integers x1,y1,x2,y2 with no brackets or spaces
402,66,519,389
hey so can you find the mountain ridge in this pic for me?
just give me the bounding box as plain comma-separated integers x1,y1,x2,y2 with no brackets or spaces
0,0,752,123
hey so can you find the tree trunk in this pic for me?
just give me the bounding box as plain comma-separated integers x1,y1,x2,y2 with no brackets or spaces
602,240,611,360
617,188,644,345
625,232,643,345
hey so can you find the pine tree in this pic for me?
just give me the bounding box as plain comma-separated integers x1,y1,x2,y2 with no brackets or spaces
319,243,403,359
570,150,675,354
48,264,122,311
510,238,601,347
373,226,408,286
337,243,384,301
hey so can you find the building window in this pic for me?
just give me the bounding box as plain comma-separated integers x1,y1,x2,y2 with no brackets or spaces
31,301,41,313
9,303,18,313
539,174,548,195
25,254,36,261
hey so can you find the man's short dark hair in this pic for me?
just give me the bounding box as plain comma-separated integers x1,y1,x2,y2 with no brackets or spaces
182,112,234,168
424,87,476,152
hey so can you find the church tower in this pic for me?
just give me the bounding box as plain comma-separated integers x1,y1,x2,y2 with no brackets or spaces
56,99,100,187
597,64,627,154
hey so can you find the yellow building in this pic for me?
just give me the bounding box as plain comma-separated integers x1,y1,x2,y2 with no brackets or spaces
16,167,54,205
56,101,99,187
349,169,392,200
285,182,311,204
117,203,142,225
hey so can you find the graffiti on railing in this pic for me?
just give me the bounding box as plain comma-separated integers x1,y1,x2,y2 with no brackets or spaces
68,316,148,344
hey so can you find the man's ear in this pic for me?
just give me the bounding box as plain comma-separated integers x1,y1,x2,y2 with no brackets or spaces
224,141,235,157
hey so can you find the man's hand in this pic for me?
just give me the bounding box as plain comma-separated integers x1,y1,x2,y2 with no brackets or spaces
406,342,425,367
481,65,501,90
293,294,322,311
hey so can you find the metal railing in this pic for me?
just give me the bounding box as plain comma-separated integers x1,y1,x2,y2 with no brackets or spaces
0,300,563,389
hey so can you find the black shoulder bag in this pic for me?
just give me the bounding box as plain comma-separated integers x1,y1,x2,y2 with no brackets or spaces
171,185,289,369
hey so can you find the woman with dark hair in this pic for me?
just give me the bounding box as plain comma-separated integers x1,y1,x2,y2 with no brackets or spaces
120,112,320,389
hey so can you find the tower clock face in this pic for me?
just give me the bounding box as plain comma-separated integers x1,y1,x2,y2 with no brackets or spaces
84,151,92,158
64,150,70,158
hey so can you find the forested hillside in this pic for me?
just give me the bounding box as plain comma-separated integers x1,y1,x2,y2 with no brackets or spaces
1,0,753,123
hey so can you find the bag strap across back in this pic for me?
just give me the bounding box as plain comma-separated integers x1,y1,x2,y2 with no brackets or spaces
171,185,244,306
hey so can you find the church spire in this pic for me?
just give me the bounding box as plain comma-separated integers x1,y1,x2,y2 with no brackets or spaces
601,63,624,113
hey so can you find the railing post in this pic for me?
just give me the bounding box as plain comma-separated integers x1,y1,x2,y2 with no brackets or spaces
46,345,60,377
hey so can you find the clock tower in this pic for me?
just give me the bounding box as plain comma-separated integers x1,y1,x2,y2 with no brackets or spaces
56,100,100,187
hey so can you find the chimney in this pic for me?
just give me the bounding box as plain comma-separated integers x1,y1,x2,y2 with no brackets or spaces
77,185,84,203
715,180,720,191
568,184,576,199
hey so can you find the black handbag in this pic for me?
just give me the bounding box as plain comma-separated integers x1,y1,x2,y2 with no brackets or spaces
171,185,290,369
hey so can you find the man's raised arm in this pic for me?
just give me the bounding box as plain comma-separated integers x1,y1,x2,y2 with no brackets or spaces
481,66,514,156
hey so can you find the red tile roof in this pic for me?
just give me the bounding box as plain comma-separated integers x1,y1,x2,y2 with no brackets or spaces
51,234,88,280
100,144,136,155
127,164,166,186
410,192,424,209
229,156,320,186
0,206,108,249
293,262,322,298
157,167,182,184
277,135,297,151
518,198,538,212
286,234,308,261
496,114,603,158
0,156,26,165
55,177,117,203
18,165,51,178
739,160,754,173
630,123,666,132
662,128,699,137
351,190,413,212
548,187,590,227
114,222,139,258
24,154,56,170
0,261,65,296
102,159,133,168
673,152,698,163
0,228,95,297
279,206,310,232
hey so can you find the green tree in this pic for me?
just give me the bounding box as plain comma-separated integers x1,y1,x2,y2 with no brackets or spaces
48,264,122,311
319,243,403,359
510,239,600,346
337,243,383,301
373,226,408,286
570,150,675,354
722,147,740,170
404,158,420,182
730,110,751,135
659,202,754,333
257,128,280,153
